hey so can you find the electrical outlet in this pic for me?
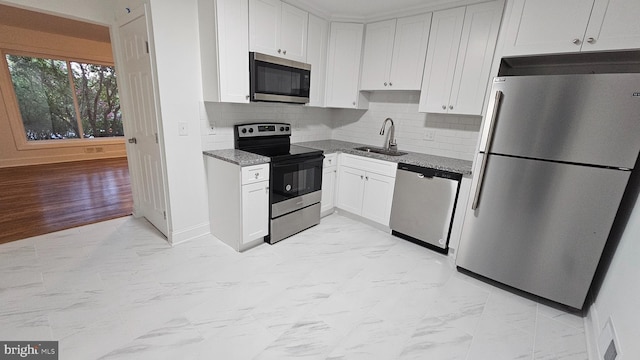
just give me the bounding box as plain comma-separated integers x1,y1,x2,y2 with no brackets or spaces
178,122,188,136
424,129,436,141
207,122,216,135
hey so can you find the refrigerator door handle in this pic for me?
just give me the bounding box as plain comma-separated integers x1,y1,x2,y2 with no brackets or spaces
472,90,502,210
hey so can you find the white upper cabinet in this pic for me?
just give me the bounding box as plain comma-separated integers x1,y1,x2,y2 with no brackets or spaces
419,1,503,115
419,7,465,114
582,0,640,52
325,22,367,109
198,0,250,103
249,0,308,62
503,0,640,56
360,19,396,90
306,14,329,107
360,14,431,91
389,14,433,90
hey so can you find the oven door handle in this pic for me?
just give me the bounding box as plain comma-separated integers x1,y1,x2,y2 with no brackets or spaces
271,154,324,167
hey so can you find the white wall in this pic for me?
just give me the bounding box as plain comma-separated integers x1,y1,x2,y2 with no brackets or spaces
0,0,114,24
148,0,210,244
332,92,481,161
587,193,640,359
200,102,334,150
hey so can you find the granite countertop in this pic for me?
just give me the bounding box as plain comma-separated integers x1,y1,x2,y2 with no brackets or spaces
296,140,473,176
203,149,270,166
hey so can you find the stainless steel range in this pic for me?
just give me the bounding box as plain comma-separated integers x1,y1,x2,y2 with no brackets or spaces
234,123,324,244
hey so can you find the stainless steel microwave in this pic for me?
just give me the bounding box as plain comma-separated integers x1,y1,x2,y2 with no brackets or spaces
249,52,311,104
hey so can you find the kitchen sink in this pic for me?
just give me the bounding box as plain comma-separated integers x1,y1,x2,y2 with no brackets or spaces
353,146,407,157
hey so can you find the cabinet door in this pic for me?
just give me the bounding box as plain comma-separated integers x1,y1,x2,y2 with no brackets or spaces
389,13,432,90
502,0,594,56
582,0,640,52
336,166,365,215
249,0,281,57
448,1,503,116
360,19,397,91
307,14,328,107
280,3,308,61
321,167,337,214
242,181,269,244
325,22,364,109
418,7,465,113
361,172,396,226
216,0,250,103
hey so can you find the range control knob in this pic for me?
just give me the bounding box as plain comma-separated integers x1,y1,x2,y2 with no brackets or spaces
280,127,285,131
285,126,290,131
248,128,254,133
241,128,247,134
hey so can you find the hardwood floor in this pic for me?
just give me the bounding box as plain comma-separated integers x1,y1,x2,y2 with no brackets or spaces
0,157,133,244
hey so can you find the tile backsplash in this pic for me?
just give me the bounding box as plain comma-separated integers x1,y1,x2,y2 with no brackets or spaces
333,92,482,161
199,102,334,150
200,92,482,161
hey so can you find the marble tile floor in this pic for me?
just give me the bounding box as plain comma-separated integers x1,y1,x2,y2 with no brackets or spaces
0,213,589,359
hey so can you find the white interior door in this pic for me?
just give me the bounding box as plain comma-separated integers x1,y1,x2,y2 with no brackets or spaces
116,7,168,236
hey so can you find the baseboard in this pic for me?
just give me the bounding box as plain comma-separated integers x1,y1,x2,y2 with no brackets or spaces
585,303,601,360
170,221,210,246
334,209,391,233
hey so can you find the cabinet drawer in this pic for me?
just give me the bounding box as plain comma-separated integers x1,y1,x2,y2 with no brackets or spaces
340,154,397,177
241,163,270,185
323,153,337,168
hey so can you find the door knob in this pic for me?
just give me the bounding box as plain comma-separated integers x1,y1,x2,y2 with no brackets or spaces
128,137,137,144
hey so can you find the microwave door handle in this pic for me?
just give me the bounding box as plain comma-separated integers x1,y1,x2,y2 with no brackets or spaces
471,90,502,210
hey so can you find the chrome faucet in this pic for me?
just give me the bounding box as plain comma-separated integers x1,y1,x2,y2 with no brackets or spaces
380,117,397,151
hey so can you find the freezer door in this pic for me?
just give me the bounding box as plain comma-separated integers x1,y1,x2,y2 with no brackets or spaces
457,154,630,309
478,74,640,169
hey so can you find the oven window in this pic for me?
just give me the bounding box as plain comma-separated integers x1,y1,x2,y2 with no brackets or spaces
254,61,310,97
271,158,322,203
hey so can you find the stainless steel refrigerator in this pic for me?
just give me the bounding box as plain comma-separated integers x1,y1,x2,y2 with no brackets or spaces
456,74,640,309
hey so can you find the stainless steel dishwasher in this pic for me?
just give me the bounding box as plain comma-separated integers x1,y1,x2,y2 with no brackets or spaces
390,163,462,253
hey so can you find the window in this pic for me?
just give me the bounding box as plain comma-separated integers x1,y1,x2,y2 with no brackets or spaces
5,54,122,141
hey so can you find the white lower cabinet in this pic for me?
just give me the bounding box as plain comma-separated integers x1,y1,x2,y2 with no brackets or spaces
321,153,337,216
336,154,396,226
206,157,269,251
241,180,269,244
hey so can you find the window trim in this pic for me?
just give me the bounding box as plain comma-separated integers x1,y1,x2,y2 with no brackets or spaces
1,48,125,151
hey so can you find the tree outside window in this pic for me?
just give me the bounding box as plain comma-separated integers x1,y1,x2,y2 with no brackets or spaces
5,54,123,141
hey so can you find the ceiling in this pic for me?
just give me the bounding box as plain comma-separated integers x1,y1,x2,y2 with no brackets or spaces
287,0,478,21
0,3,111,43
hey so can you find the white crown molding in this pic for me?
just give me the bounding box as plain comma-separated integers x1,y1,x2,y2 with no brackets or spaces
285,0,489,23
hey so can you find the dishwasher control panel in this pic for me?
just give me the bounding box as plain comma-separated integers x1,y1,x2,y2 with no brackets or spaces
397,163,463,181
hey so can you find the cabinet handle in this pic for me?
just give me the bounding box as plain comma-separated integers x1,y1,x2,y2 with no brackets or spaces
254,173,259,179
366,176,369,181
384,82,388,86
572,38,581,45
389,82,392,87
587,37,596,44
278,49,282,53
283,50,287,55
265,186,269,193
246,95,250,100
353,101,356,106
449,105,454,110
360,175,363,179
442,105,446,110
